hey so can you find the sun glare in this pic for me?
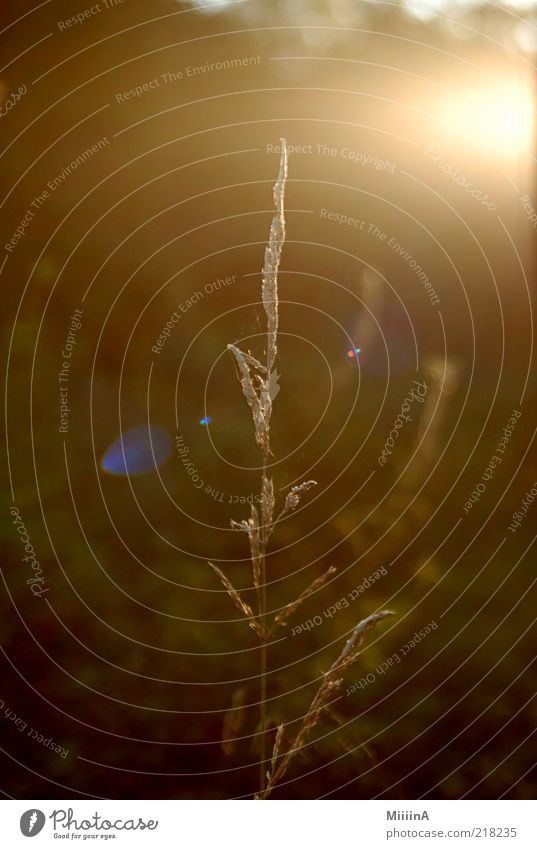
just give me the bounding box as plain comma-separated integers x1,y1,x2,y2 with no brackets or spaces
442,81,534,155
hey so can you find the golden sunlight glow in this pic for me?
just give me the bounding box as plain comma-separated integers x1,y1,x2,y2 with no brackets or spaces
441,80,534,155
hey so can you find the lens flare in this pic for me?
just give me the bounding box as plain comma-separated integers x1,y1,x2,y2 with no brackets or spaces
101,425,172,476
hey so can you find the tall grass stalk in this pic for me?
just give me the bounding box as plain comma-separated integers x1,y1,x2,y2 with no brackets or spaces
209,139,393,799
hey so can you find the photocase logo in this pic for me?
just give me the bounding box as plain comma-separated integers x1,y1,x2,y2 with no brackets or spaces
20,810,46,837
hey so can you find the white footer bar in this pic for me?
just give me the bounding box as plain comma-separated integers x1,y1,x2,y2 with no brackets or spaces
2,800,536,848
